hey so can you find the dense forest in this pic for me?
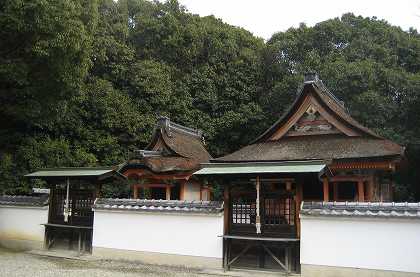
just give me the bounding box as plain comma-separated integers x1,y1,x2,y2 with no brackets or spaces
1,0,419,199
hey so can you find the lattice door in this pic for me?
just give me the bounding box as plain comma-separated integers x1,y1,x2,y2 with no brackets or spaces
49,186,94,226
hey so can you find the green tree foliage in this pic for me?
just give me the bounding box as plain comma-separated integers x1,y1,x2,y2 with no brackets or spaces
0,2,419,199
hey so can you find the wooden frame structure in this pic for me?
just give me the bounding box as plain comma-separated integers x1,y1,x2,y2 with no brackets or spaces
218,174,315,273
25,167,123,255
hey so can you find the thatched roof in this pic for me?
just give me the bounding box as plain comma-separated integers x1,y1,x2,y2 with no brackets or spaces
121,117,211,173
217,135,403,162
217,74,404,163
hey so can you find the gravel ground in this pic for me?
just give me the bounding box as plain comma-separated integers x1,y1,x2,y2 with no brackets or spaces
0,248,230,277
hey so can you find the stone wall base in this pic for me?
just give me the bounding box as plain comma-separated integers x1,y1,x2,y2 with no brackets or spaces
302,264,420,277
0,238,43,251
92,247,222,269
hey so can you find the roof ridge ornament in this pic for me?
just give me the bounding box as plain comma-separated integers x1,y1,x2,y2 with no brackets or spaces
304,72,319,84
157,115,203,139
304,72,346,109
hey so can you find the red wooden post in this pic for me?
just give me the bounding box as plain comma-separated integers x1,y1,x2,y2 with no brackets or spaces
323,178,329,202
358,180,365,202
133,184,139,199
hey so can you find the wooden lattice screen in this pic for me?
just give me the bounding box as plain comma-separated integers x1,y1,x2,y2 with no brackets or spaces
49,186,94,226
230,189,296,237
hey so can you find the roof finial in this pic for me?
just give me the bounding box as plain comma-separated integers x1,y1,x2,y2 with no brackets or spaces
157,116,171,136
304,72,319,84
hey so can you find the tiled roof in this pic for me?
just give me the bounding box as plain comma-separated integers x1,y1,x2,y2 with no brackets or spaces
301,201,420,219
0,195,49,207
93,198,223,214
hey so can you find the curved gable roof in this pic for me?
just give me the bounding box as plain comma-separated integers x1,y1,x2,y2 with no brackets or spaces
147,117,212,162
254,76,380,143
121,117,212,174
217,74,404,163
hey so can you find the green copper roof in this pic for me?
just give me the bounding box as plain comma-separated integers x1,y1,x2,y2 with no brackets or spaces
25,167,117,180
194,161,326,175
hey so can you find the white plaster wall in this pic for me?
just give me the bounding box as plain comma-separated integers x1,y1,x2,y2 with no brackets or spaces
184,182,201,200
0,206,48,244
93,210,224,258
301,216,420,273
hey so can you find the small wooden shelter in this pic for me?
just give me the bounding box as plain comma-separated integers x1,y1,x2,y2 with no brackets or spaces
25,167,124,254
119,116,212,201
195,73,405,273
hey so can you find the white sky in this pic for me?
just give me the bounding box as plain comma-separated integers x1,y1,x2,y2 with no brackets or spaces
177,0,420,40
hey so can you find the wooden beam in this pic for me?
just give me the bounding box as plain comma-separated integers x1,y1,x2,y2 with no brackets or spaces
329,161,395,171
358,180,365,202
133,184,139,199
323,178,329,202
329,175,370,182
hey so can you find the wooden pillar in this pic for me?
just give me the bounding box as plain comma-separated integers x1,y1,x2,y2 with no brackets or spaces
333,182,338,201
295,182,303,238
94,183,102,199
166,185,171,200
366,179,374,201
358,180,365,202
223,185,230,235
255,176,261,234
180,181,186,200
323,178,329,202
285,181,292,225
286,181,292,191
133,184,139,199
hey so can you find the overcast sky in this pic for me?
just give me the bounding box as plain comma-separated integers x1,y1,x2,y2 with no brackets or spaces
177,0,420,40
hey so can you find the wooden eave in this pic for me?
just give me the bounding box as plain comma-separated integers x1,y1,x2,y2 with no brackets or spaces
123,168,193,181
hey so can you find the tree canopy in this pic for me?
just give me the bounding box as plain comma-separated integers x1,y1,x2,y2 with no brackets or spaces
0,0,419,199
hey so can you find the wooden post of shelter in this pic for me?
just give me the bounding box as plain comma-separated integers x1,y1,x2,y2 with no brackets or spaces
223,185,230,235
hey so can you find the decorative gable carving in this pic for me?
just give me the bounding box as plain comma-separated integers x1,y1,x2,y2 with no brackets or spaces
285,105,340,136
269,93,360,141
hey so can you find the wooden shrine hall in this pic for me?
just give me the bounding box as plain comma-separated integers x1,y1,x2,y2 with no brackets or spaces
195,73,405,273
118,116,212,201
